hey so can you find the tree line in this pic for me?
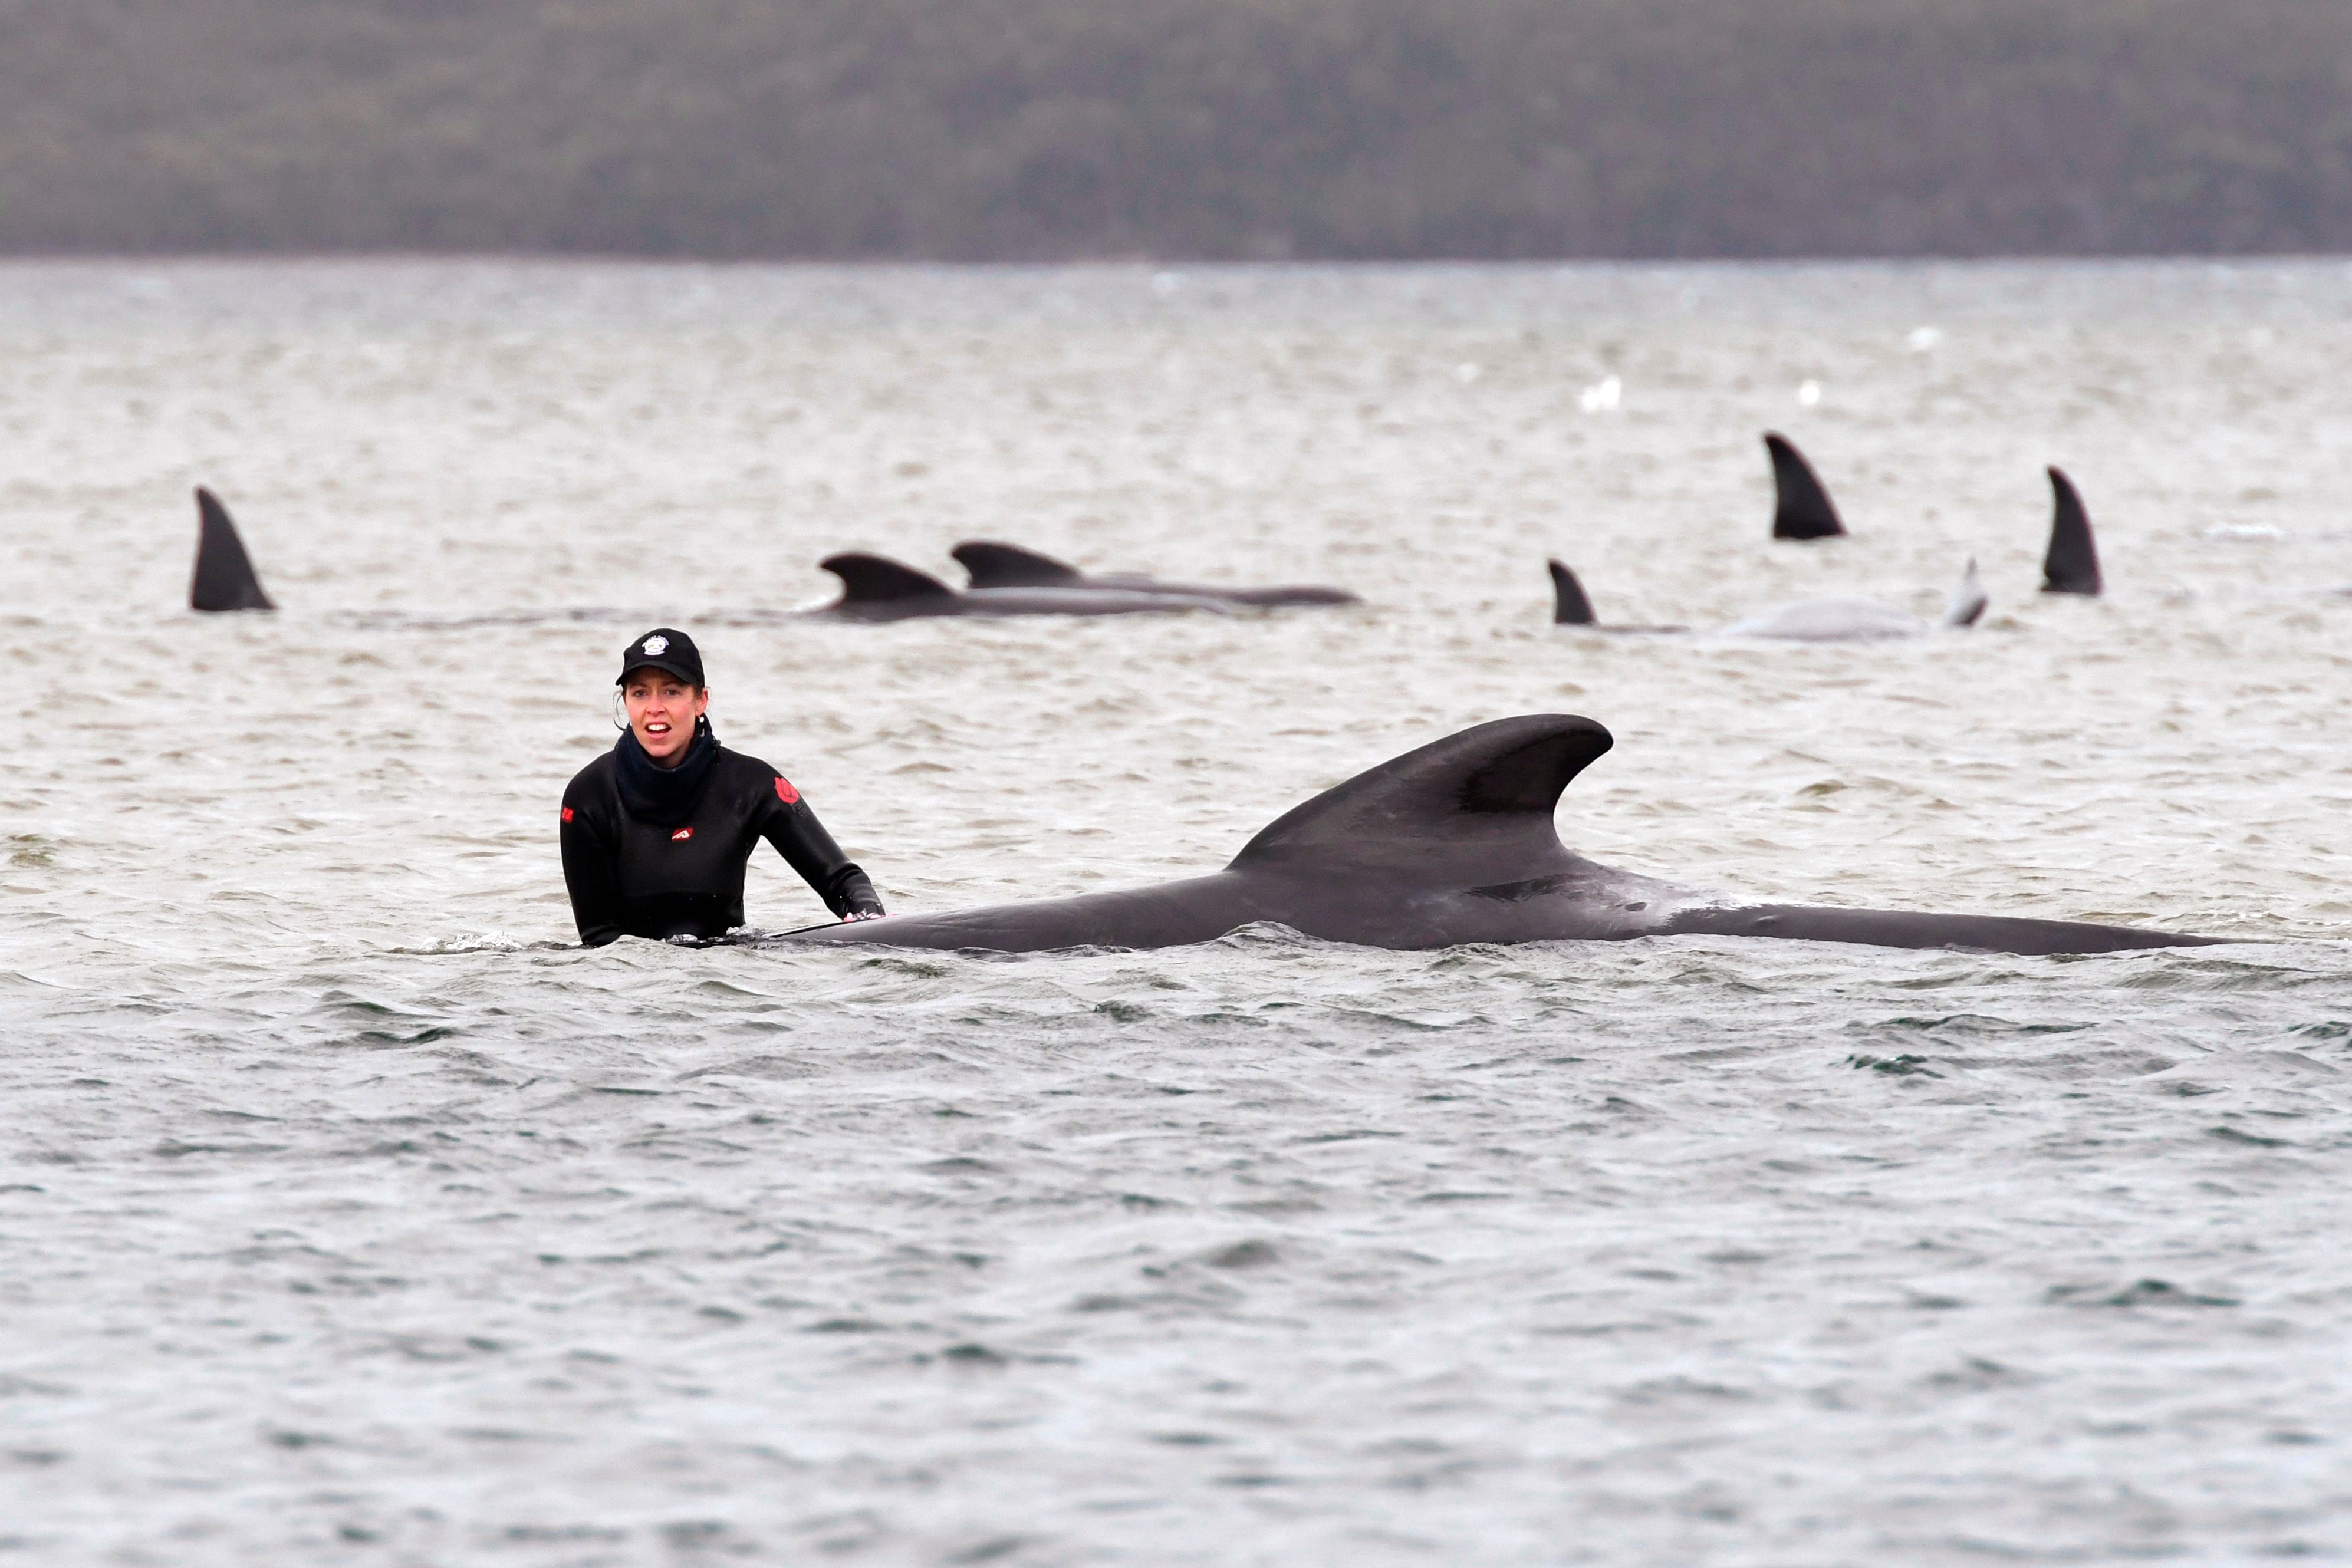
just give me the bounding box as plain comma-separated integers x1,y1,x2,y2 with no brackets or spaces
3,0,2348,259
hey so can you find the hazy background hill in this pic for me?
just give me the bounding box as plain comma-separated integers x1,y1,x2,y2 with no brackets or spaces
5,0,2350,259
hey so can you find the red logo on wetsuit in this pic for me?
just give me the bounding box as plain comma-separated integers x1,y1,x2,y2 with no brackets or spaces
671,826,693,841
775,776,800,805
561,806,574,823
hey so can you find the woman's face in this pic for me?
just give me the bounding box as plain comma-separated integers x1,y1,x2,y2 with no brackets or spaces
621,668,709,766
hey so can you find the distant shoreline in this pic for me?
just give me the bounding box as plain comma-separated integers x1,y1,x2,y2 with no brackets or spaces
8,0,2348,261
4,252,2349,268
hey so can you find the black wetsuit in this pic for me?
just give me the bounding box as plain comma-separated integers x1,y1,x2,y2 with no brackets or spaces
560,724,883,946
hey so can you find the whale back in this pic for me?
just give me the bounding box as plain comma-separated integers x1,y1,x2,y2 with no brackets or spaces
1097,574,1360,607
952,541,1083,589
1725,597,1923,641
190,487,276,612
791,710,2216,957
2041,467,2103,595
1547,559,1597,625
1229,714,1612,882
1765,433,1846,539
821,552,958,602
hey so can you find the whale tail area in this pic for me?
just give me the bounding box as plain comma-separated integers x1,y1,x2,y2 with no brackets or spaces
191,487,275,612
1230,714,1611,880
1942,558,1989,628
2042,467,2103,595
821,552,958,603
1765,433,1846,540
952,541,1083,589
1547,559,1597,625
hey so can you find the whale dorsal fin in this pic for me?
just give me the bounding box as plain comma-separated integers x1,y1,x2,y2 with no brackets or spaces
821,552,956,602
1943,558,1988,628
1765,433,1846,539
1547,559,1597,625
190,487,275,612
952,541,1083,589
2041,467,2102,595
1228,714,1612,881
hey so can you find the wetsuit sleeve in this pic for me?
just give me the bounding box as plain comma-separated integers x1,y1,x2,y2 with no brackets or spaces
759,775,884,919
560,789,626,947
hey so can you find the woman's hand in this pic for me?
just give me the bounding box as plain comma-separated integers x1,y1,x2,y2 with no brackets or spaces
842,910,888,923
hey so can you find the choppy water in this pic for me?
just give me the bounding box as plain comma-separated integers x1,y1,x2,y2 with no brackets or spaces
4,259,2350,1564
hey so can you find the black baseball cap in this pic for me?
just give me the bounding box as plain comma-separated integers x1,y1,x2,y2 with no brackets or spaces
617,627,705,687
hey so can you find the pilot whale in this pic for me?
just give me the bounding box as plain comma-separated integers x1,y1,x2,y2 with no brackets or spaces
190,487,275,611
790,716,2219,956
951,541,1360,607
1767,433,1846,540
2042,467,2103,595
1724,560,1986,640
809,553,1232,621
1549,559,1986,641
1547,561,1687,633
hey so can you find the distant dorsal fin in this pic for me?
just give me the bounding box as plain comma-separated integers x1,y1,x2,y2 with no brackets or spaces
2041,467,2102,595
1943,558,1988,628
820,552,956,602
952,541,1083,589
1765,432,1846,540
1229,714,1613,881
190,487,275,612
1547,559,1597,625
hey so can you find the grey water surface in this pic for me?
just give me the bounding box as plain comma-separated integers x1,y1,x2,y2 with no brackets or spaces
3,260,2350,1564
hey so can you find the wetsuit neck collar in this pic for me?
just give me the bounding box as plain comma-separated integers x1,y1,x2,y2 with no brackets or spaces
614,716,721,826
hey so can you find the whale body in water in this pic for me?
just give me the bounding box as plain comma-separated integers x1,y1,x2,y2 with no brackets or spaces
190,488,275,612
1546,561,1688,633
1549,559,1986,642
809,552,1232,620
790,716,2218,957
950,541,1360,607
1724,561,1987,640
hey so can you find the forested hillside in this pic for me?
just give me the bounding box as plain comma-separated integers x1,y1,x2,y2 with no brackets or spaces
4,0,2349,258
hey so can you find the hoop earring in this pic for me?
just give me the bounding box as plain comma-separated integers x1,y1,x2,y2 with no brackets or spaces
611,691,628,732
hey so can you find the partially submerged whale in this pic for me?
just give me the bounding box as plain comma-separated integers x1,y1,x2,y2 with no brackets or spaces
190,487,275,612
810,552,1230,621
1767,433,1846,540
951,541,1360,607
1547,559,1986,642
1724,561,1986,641
1547,561,1687,633
2042,467,2103,595
788,715,2218,956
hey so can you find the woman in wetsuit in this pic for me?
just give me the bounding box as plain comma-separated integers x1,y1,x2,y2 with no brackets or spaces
560,628,886,945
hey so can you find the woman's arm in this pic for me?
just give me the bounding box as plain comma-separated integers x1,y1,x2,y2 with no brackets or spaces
759,775,885,920
559,797,628,946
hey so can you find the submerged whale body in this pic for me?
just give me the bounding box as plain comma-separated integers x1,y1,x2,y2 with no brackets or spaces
1726,561,1986,641
2042,467,2103,595
791,716,2218,957
1766,433,1846,540
810,552,1231,621
1547,561,1687,633
952,541,1360,607
1723,597,1938,641
190,487,275,612
1548,559,1985,641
